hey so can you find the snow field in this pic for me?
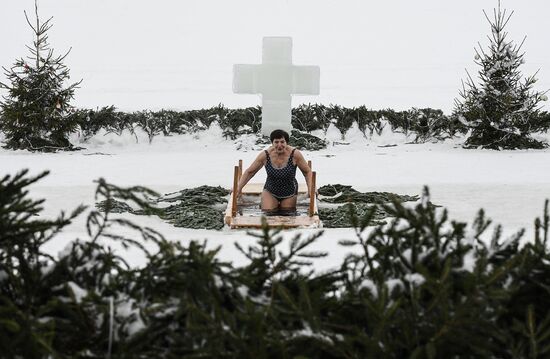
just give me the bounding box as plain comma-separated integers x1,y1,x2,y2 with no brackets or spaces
2,125,549,272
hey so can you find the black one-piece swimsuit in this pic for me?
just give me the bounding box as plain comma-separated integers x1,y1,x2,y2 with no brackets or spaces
263,149,298,201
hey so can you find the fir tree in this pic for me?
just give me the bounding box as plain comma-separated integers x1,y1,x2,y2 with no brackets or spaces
2,169,550,357
0,0,82,152
454,1,548,150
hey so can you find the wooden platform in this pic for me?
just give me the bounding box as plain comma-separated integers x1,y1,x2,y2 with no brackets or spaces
225,160,321,229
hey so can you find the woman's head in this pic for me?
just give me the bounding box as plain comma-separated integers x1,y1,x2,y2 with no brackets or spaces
270,129,289,143
270,129,289,154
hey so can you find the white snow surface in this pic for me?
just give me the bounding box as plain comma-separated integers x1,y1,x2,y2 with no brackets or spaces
359,279,378,299
67,281,88,303
1,126,549,272
404,273,426,287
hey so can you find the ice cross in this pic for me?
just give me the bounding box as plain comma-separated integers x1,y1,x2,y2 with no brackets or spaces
233,37,320,135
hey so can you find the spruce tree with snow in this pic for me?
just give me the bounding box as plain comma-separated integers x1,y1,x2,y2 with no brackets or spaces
0,0,82,152
454,1,548,150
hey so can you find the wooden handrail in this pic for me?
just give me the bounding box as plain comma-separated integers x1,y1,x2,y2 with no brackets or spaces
238,159,243,182
232,165,239,216
309,171,316,217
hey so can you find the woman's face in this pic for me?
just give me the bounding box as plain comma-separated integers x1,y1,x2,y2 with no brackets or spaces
272,137,286,154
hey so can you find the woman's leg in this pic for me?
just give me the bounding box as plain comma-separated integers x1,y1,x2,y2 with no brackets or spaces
261,190,279,210
279,195,297,210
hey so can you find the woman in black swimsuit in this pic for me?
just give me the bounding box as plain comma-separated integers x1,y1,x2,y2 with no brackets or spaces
236,129,312,211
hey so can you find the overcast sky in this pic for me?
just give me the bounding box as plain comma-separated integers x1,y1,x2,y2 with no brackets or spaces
1,0,549,113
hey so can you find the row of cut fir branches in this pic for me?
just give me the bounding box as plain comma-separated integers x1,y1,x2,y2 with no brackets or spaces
95,183,420,229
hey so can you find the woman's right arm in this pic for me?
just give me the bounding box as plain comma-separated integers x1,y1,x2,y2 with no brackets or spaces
237,151,266,196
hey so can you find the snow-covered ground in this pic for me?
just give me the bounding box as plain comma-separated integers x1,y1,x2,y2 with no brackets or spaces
1,126,549,272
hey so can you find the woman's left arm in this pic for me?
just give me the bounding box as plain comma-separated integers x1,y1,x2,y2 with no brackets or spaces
294,150,312,195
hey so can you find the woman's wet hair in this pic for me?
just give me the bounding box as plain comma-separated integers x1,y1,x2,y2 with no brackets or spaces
270,129,290,143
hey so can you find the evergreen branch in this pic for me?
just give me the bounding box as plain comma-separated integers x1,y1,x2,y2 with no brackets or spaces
23,11,38,34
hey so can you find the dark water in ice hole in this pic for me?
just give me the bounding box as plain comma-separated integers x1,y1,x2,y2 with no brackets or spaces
237,202,310,217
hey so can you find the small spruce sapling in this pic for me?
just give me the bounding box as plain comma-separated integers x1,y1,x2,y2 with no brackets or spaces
454,1,548,150
0,0,82,151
